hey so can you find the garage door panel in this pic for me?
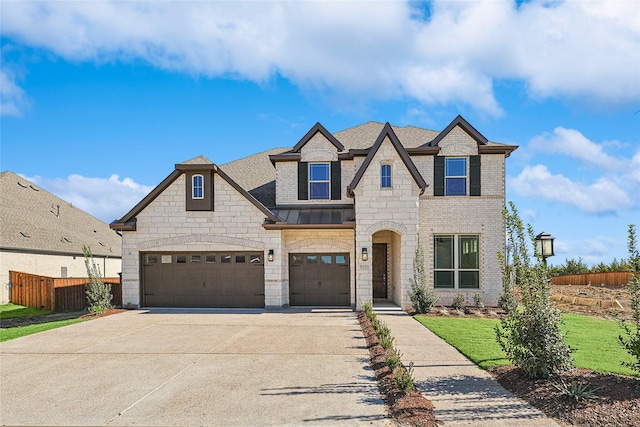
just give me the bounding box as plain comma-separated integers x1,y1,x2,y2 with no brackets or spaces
142,252,264,308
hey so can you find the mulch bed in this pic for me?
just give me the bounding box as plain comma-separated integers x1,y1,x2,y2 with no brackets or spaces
358,311,437,427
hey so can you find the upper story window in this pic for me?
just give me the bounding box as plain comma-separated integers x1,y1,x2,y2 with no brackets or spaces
309,163,330,200
445,158,467,196
381,164,392,188
192,174,204,199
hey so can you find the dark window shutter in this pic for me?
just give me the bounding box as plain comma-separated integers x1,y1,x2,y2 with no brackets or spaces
434,156,445,196
298,162,308,200
470,155,481,196
331,161,341,200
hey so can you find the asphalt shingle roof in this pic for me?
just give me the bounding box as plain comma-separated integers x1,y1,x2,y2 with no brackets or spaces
0,171,122,257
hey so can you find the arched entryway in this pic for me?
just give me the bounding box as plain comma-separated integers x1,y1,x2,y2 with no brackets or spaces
372,230,402,306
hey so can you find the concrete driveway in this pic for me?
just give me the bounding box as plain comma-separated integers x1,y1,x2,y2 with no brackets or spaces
0,309,391,426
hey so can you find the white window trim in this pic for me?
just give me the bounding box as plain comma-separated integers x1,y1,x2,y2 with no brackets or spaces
192,174,204,199
433,234,480,289
308,162,330,200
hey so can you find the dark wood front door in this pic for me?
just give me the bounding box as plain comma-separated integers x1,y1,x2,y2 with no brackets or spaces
372,244,387,299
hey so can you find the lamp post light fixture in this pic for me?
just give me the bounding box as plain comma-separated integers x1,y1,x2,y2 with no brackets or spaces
361,247,368,262
534,232,555,267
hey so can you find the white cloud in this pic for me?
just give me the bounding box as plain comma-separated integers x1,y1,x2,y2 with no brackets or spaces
510,164,633,214
0,67,30,116
530,127,625,171
1,0,638,116
25,174,153,223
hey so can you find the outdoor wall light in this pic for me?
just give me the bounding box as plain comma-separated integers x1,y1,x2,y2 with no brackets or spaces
534,232,555,266
361,247,368,262
268,249,274,262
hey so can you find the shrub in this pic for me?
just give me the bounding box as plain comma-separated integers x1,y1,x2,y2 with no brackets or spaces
619,224,640,375
495,202,573,379
552,378,601,403
474,293,485,310
409,241,438,314
452,293,465,310
386,348,403,372
394,362,416,393
83,245,112,315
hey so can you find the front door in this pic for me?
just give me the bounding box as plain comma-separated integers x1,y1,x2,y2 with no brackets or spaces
372,244,387,299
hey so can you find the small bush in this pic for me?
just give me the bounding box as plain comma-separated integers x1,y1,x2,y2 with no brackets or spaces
438,307,450,316
410,241,438,313
474,293,485,310
83,245,112,315
386,348,403,372
395,362,416,393
552,378,601,402
619,224,640,375
452,293,465,311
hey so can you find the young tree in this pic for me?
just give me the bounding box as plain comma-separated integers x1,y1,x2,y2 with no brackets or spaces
495,202,573,379
409,240,438,314
83,245,112,314
619,224,640,374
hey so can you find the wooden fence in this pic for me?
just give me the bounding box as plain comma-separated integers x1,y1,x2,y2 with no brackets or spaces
9,271,122,311
551,271,632,287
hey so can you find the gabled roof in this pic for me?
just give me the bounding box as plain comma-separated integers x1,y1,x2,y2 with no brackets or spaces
423,115,488,147
291,122,344,152
0,171,121,257
110,155,280,230
347,123,427,196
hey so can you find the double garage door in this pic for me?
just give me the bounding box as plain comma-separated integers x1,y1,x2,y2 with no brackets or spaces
141,251,351,308
289,253,350,306
142,252,265,308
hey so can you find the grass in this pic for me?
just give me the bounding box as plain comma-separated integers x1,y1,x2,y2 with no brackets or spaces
0,303,86,342
0,318,86,342
415,313,637,376
0,303,52,319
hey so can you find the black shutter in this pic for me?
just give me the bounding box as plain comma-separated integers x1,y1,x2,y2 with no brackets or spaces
331,161,341,200
470,155,481,196
434,156,445,196
298,162,308,200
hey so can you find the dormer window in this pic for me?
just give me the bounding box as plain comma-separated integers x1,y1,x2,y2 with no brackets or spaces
192,174,204,199
381,164,392,188
309,163,330,200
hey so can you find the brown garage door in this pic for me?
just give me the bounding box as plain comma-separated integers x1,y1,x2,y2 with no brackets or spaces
142,252,265,308
289,253,350,306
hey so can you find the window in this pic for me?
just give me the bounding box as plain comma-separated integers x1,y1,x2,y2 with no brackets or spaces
235,255,246,264
434,235,479,289
309,163,330,200
176,255,187,264
191,255,201,263
192,174,204,199
205,255,216,263
221,255,231,264
445,158,466,196
381,164,392,188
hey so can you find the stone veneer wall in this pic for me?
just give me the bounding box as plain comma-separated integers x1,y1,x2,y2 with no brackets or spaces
352,137,421,310
120,173,284,308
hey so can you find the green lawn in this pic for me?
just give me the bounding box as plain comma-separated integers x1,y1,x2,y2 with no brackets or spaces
415,313,637,376
0,303,52,319
0,318,86,342
0,303,86,342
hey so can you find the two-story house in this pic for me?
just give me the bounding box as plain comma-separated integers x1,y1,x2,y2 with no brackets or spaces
110,115,517,310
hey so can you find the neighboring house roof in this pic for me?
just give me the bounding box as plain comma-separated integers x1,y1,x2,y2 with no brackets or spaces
348,123,427,196
0,171,121,258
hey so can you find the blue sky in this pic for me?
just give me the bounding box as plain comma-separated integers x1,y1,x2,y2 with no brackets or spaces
1,1,639,267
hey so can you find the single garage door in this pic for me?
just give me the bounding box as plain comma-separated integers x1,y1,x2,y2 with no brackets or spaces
142,252,265,308
289,253,350,306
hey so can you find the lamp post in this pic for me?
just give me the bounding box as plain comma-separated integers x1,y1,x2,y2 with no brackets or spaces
534,232,555,268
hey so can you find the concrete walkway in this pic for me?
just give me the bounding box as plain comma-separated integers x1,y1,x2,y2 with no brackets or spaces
378,311,560,427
